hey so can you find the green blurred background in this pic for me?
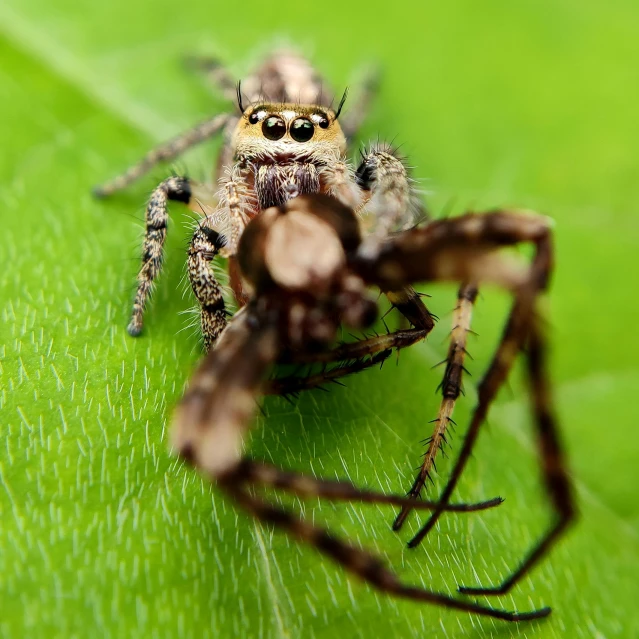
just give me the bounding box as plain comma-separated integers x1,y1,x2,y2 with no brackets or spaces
1,0,638,637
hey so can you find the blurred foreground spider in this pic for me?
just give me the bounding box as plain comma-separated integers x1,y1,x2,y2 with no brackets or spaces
94,50,574,621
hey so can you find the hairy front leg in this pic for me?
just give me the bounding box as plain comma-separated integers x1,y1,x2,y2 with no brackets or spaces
127,176,193,337
217,161,259,255
188,220,229,352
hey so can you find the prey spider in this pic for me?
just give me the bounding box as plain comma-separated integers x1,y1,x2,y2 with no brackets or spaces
94,50,574,621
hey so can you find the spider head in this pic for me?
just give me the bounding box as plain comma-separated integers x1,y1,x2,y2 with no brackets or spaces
233,103,347,161
238,194,377,350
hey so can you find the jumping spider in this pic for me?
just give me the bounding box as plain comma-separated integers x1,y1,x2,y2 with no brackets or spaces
94,50,574,621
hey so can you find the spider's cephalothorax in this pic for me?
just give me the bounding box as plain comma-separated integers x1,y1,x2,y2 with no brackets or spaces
95,50,574,622
234,102,347,210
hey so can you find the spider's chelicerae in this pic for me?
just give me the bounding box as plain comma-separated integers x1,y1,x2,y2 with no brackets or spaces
95,50,574,621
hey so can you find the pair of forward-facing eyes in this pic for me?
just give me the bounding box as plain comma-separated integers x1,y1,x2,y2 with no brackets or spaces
247,108,331,142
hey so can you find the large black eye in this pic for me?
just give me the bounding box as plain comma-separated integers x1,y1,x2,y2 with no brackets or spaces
290,118,315,142
262,116,286,140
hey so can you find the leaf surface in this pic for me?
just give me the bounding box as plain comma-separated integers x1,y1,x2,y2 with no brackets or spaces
1,1,638,637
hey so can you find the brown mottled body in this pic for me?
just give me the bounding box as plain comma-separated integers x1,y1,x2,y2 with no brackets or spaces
94,51,573,622
172,196,571,621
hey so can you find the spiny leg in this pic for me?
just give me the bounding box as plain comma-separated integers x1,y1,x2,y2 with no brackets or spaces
184,55,238,101
219,474,548,622
268,329,427,395
188,220,229,352
406,293,531,548
458,322,575,596
393,283,477,531
127,176,193,337
278,327,429,365
384,285,436,333
93,113,231,197
383,280,478,532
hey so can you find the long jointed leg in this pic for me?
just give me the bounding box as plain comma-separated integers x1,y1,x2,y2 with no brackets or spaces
93,113,230,197
127,176,192,337
188,219,229,352
172,305,541,621
219,470,548,621
393,283,477,531
278,327,429,365
224,459,502,512
407,283,520,549
268,327,429,396
458,322,575,596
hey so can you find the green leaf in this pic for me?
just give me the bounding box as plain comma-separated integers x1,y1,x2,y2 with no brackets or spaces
1,1,638,637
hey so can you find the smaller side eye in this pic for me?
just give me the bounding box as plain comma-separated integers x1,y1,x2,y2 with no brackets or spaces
248,111,259,124
290,118,315,142
262,116,287,140
317,115,329,129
